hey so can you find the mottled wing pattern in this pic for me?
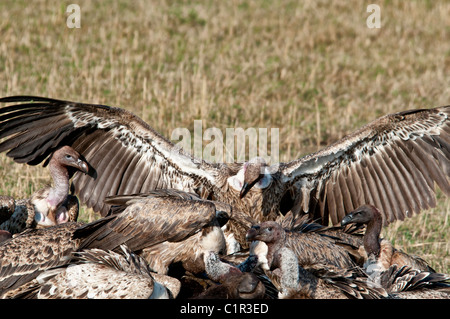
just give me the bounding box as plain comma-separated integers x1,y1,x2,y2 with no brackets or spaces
280,106,450,225
313,267,387,299
0,222,82,296
380,265,450,293
0,96,220,216
284,230,356,269
36,263,156,299
74,193,218,252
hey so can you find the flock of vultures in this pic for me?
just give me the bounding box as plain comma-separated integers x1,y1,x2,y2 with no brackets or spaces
0,95,449,299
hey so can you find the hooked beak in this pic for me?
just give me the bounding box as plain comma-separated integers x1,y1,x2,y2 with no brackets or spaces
245,225,260,242
77,160,89,174
340,213,354,227
240,182,251,198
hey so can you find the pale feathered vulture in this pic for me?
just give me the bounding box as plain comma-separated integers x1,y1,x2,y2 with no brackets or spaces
0,222,83,297
1,96,450,245
4,245,181,299
341,205,435,272
0,146,88,234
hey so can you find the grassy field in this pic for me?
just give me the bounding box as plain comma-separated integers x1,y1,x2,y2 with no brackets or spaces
0,0,449,273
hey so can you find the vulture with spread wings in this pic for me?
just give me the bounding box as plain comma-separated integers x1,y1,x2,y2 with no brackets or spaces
0,96,449,243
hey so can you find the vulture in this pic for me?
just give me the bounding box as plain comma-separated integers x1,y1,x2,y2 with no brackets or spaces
1,96,450,247
376,265,450,299
0,222,83,297
264,246,387,299
245,220,356,270
341,205,435,272
0,146,88,234
73,189,231,274
4,245,181,299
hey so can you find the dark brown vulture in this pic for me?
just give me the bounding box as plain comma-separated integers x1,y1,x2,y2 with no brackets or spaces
341,204,435,272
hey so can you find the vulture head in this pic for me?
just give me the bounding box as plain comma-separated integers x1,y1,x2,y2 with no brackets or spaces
52,145,89,173
239,157,272,198
341,204,384,261
245,221,284,245
340,204,383,228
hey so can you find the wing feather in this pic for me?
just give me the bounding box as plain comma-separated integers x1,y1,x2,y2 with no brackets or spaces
0,96,220,216
74,192,218,252
280,106,450,225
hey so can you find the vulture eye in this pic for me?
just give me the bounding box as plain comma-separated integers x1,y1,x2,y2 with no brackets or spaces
65,154,73,160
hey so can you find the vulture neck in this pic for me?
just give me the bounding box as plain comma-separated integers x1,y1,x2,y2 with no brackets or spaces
363,207,383,259
277,247,318,299
46,157,70,208
267,231,287,269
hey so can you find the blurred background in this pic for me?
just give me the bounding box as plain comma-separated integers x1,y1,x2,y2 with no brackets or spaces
0,0,449,272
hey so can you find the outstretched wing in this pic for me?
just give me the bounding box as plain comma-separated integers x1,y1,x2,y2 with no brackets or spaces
0,96,220,216
279,106,450,226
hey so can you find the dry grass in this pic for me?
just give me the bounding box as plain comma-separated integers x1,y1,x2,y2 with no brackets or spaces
0,0,449,272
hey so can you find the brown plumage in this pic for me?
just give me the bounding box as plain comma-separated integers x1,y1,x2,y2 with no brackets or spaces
1,96,450,248
5,245,181,299
375,265,450,299
341,205,434,272
73,189,230,274
246,220,356,270
0,230,12,242
0,222,83,297
220,240,280,299
0,146,88,234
